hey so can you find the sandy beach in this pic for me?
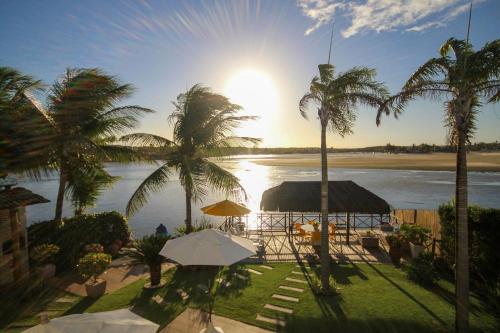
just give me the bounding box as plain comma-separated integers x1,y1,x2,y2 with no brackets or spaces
250,152,500,172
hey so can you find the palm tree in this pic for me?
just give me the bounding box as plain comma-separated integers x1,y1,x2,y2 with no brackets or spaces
377,38,499,332
43,68,153,223
123,84,259,233
0,67,49,176
127,234,171,286
300,64,389,292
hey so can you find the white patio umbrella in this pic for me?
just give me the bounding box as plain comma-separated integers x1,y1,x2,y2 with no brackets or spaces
159,228,255,266
159,229,256,333
23,309,159,333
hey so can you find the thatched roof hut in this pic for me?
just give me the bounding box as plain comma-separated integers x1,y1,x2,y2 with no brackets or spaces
260,181,390,214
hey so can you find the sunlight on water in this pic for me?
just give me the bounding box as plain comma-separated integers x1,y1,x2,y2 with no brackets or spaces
233,159,271,229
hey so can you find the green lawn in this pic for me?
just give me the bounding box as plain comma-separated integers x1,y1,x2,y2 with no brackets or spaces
2,262,498,333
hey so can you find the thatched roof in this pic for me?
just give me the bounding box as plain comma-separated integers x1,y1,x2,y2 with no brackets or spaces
0,187,49,209
260,181,390,214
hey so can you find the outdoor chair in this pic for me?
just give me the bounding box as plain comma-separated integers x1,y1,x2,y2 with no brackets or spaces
328,224,336,240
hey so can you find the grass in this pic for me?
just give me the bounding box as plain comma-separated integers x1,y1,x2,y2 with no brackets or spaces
2,262,498,333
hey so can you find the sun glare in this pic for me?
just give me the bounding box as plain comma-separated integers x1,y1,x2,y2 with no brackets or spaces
224,69,278,143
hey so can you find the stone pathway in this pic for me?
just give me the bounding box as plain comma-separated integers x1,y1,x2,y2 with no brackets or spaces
271,294,299,302
285,277,307,284
259,265,273,270
279,285,303,292
48,257,174,296
264,304,293,314
255,314,286,327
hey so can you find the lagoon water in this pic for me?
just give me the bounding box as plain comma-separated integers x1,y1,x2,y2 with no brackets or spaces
18,154,500,238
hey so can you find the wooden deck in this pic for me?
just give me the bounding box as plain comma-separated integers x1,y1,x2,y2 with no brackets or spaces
247,229,392,264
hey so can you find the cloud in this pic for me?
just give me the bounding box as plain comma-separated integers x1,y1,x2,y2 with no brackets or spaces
298,0,484,37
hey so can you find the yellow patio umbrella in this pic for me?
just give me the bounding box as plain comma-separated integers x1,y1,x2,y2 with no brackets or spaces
201,199,251,216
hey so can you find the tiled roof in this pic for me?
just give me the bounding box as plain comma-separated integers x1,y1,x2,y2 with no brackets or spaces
0,187,49,209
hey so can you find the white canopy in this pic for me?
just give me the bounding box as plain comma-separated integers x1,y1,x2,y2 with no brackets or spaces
23,309,159,333
160,229,256,266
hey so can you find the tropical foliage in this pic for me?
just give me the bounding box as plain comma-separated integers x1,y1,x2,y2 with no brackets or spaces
377,38,500,332
0,67,48,175
77,252,112,282
300,63,389,291
123,84,259,233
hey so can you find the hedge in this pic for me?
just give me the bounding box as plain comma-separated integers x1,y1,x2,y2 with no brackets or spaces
438,203,500,310
27,211,131,271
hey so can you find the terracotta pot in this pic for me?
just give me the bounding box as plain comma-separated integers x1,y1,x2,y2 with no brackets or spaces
41,264,56,280
85,279,107,298
360,237,379,249
410,242,424,258
389,247,402,265
113,239,123,249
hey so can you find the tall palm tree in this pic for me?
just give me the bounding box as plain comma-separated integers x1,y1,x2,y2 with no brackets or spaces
377,38,499,332
44,68,153,223
123,84,259,233
300,64,389,291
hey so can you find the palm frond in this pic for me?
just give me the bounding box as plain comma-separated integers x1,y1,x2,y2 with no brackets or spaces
126,163,172,216
120,133,174,148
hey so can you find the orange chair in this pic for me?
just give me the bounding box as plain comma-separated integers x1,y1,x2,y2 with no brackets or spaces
295,223,310,241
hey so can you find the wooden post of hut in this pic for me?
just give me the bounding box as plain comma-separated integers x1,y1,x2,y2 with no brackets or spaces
346,212,350,245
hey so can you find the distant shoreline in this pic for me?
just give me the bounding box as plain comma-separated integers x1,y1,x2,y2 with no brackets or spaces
248,152,500,172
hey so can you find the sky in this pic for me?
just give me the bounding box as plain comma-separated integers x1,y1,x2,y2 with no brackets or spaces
1,0,499,148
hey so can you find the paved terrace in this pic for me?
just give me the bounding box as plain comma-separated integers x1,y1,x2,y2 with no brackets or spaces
246,229,392,264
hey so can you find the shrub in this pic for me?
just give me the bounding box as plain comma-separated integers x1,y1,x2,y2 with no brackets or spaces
77,252,112,282
400,224,430,245
27,211,130,271
407,252,438,286
174,220,212,236
439,202,500,311
30,244,60,265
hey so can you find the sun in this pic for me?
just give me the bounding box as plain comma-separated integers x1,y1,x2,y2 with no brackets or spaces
224,69,278,142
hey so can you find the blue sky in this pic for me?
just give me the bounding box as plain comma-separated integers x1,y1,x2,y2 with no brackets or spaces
1,0,499,147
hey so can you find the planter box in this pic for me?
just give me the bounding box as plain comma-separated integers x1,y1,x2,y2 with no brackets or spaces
410,242,424,258
85,279,107,298
380,224,394,232
360,236,379,249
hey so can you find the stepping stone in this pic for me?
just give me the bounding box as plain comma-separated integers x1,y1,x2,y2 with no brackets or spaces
55,297,76,303
259,265,273,270
279,285,304,293
291,271,304,275
286,277,307,284
264,303,293,314
234,273,248,280
151,295,164,305
256,314,286,327
176,289,190,300
272,294,299,302
247,268,263,275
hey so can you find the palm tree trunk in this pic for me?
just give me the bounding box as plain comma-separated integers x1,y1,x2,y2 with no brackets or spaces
185,187,193,234
54,167,67,225
150,263,161,286
320,123,330,291
455,127,469,333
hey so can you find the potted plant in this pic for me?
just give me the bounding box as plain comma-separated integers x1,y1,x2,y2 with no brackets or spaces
77,252,112,298
31,244,60,280
126,234,170,289
386,234,403,265
400,224,430,258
